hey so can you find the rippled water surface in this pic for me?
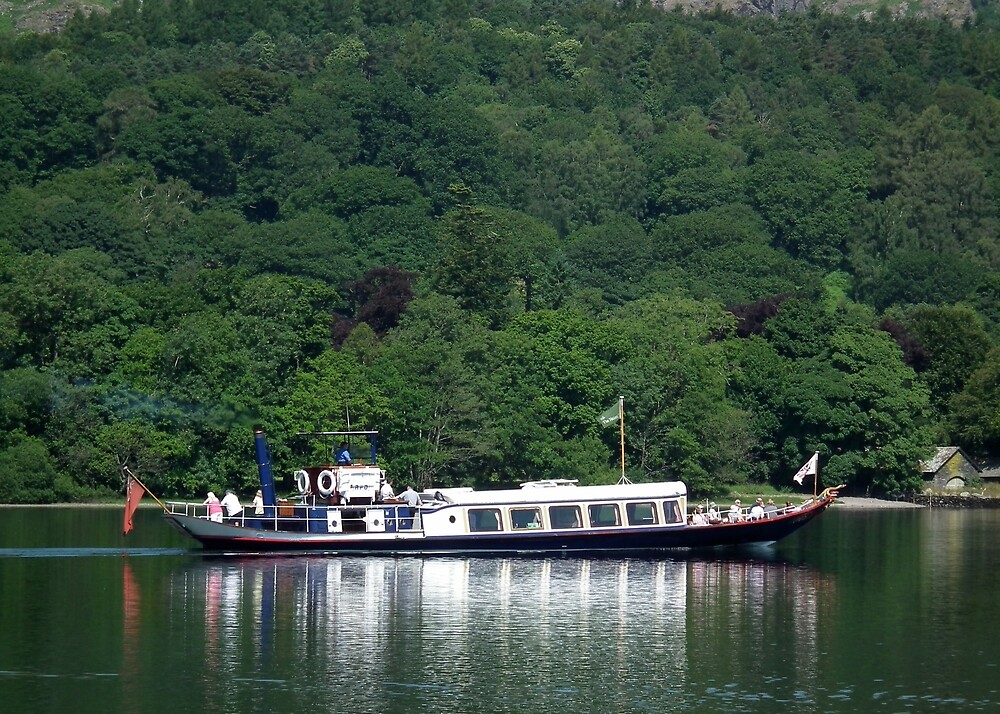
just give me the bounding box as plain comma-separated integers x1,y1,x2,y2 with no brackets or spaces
1,505,998,712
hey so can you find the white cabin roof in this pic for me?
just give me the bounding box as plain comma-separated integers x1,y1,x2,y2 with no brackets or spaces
431,481,686,506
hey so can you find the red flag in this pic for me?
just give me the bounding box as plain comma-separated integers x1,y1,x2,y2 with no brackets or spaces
123,472,145,535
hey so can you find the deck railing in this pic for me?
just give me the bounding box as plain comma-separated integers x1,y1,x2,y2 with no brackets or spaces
165,501,423,534
687,502,807,525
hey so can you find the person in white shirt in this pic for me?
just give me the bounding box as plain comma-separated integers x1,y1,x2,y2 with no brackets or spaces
220,489,243,519
691,504,708,525
749,498,765,521
399,485,422,529
708,503,721,523
379,480,395,501
729,500,742,522
400,485,421,508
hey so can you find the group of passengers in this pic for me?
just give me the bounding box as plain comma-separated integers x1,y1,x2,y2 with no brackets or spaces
378,479,422,508
689,503,717,525
689,497,794,525
202,488,264,523
198,440,422,525
376,479,423,529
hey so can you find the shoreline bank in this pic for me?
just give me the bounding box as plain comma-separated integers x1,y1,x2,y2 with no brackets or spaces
834,497,923,509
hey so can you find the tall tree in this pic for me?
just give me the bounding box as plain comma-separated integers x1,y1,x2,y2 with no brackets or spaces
374,294,493,487
949,347,1000,455
431,184,515,327
900,304,993,412
609,295,749,493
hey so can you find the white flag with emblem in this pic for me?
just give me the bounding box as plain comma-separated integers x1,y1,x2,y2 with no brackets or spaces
793,452,819,485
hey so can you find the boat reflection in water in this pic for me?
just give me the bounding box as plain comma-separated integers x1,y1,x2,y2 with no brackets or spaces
152,553,833,711
685,556,832,697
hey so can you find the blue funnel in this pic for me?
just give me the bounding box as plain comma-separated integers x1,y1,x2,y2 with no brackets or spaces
253,427,277,507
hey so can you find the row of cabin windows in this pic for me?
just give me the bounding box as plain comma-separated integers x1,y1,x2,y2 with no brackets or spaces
468,500,685,533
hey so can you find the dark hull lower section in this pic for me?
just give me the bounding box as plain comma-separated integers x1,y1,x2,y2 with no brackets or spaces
164,501,832,554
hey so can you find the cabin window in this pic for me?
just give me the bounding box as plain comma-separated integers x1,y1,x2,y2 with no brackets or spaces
662,500,683,524
511,507,543,530
588,503,621,527
626,501,659,526
548,505,583,529
468,508,502,532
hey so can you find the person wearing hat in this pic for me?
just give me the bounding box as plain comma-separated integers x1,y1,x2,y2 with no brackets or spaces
691,503,708,526
749,497,765,521
251,489,264,516
708,502,721,523
729,499,742,523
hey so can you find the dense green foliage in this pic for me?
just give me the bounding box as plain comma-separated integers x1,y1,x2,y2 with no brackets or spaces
2,1,998,503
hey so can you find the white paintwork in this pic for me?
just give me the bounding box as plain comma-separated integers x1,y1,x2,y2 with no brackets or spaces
418,481,687,537
434,480,686,506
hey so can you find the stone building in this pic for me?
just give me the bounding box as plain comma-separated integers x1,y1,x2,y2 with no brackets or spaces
920,447,981,490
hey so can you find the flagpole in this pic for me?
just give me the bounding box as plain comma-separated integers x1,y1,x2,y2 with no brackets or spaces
122,466,169,512
618,395,625,483
814,451,819,500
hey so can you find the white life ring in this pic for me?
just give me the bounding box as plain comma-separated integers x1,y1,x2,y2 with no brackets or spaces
317,469,336,498
295,469,310,494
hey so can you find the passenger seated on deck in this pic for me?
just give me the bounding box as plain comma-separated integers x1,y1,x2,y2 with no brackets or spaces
335,442,352,465
708,503,721,523
728,500,742,523
764,499,777,518
691,504,708,526
749,498,765,521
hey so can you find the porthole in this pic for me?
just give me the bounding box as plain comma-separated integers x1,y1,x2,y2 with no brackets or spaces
449,515,456,523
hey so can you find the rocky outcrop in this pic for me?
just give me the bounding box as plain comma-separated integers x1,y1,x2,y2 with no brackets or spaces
649,0,974,24
912,493,1000,508
4,1,109,34
652,0,808,17
2,0,979,35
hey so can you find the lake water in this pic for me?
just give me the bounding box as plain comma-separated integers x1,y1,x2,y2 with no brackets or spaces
1,505,998,713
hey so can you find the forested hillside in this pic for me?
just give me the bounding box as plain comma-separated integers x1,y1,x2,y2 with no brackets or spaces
2,0,999,503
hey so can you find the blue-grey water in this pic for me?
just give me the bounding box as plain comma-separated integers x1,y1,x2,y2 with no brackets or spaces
1,505,998,712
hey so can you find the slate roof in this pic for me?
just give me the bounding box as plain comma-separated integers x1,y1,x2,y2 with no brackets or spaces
919,446,981,474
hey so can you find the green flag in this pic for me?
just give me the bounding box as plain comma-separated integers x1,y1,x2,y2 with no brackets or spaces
598,401,620,426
